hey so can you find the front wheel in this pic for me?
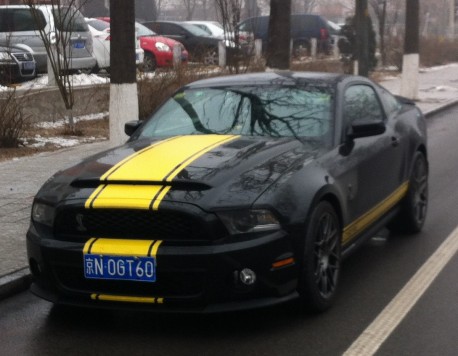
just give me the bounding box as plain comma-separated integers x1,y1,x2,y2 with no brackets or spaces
299,201,341,313
203,48,218,65
141,52,157,72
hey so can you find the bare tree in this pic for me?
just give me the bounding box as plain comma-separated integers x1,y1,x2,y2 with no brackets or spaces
25,0,90,131
135,0,158,21
292,0,318,13
109,0,138,146
182,0,197,20
369,0,387,65
215,0,246,73
266,0,291,69
243,0,261,18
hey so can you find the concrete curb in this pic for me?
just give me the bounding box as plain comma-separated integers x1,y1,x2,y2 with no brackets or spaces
0,267,32,300
0,100,457,302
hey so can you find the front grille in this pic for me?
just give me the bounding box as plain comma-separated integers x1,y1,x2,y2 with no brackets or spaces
54,208,224,242
11,53,30,62
55,266,204,298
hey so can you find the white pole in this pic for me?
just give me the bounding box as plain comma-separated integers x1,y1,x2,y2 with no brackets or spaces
218,41,226,67
311,38,317,59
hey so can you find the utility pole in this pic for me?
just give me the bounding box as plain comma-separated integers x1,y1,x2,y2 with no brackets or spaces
355,0,369,77
266,0,291,69
109,0,138,146
400,0,420,100
449,0,456,38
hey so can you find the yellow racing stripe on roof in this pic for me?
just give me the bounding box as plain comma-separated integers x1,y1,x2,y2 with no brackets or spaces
86,135,238,210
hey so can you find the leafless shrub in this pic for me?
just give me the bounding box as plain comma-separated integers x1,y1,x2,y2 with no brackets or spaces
384,35,458,70
137,65,224,120
420,37,458,67
0,90,31,148
291,59,344,73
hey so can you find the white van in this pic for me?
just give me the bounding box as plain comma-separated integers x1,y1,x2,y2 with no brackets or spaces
0,5,96,73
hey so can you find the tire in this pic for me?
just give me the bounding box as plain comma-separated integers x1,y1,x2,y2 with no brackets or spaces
299,201,341,313
203,48,218,65
389,151,428,234
293,40,310,58
142,52,157,72
91,64,100,74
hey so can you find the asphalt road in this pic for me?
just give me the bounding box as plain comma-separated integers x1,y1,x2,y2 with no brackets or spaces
0,106,457,356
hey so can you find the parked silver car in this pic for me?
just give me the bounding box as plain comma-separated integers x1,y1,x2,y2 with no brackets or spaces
0,5,96,73
0,44,36,84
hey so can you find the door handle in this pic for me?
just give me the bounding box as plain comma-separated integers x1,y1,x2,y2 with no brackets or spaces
391,136,399,147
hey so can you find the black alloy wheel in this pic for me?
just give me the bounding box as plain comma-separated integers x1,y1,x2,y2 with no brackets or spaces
389,151,428,234
299,201,341,312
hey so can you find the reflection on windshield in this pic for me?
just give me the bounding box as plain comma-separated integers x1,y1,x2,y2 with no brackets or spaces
138,86,333,145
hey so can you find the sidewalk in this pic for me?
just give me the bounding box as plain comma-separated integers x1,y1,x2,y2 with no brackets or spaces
1,64,458,299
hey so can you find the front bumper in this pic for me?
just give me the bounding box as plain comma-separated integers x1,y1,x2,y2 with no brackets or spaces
27,224,299,313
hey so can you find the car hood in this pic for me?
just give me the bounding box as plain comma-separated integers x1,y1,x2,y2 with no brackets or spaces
142,35,183,48
36,135,319,211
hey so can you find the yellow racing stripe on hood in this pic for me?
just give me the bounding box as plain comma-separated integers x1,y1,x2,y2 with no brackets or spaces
85,135,238,210
83,238,162,257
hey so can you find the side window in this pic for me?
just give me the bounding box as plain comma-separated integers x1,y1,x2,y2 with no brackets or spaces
164,24,181,36
344,85,384,125
379,87,402,117
0,9,45,32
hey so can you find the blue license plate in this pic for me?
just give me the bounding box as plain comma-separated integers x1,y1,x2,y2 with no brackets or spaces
22,62,35,70
73,41,85,49
84,254,156,282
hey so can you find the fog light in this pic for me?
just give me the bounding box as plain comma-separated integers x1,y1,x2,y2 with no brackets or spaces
239,268,256,285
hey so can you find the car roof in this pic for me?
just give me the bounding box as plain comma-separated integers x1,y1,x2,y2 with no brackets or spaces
185,71,350,89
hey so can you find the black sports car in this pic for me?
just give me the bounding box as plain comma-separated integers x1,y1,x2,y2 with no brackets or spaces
27,72,428,313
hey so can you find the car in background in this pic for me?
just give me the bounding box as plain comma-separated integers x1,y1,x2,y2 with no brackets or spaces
236,14,331,57
98,17,188,72
185,21,225,39
27,72,428,313
85,18,144,73
0,5,96,73
143,21,236,65
0,44,35,84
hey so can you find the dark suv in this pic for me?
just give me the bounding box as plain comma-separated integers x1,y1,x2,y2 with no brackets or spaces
237,14,331,56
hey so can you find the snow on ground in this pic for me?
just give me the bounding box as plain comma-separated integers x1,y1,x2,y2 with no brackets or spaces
12,73,109,91
26,112,109,149
35,112,109,129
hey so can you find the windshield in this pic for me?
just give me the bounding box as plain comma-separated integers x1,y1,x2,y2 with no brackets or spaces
136,22,156,37
180,22,211,36
52,7,88,32
137,86,333,144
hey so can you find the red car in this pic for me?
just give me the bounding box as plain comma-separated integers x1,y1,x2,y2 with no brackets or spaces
98,17,188,71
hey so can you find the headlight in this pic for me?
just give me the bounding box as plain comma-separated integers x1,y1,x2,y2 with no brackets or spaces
155,42,171,52
0,52,12,61
32,202,55,227
217,209,280,235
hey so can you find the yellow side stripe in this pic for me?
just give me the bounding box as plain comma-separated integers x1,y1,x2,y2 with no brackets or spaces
343,181,409,244
91,294,164,304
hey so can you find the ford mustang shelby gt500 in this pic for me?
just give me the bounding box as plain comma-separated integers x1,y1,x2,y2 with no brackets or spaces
27,72,428,313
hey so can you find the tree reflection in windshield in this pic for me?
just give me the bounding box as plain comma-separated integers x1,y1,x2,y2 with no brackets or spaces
139,85,333,145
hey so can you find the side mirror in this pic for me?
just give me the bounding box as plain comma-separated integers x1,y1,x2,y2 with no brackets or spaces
124,120,143,137
348,121,386,139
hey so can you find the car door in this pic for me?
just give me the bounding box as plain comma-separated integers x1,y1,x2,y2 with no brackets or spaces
338,83,405,243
